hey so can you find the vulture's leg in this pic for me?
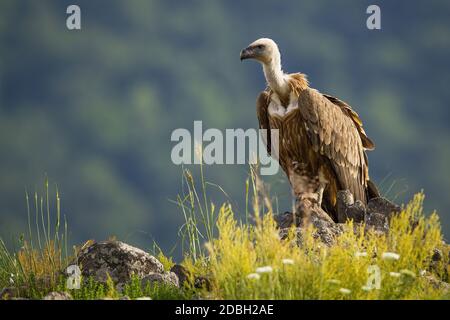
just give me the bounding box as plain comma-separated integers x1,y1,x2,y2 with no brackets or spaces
317,184,325,206
317,168,329,208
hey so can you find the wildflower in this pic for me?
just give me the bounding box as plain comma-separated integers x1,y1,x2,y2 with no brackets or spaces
361,285,372,291
282,259,294,265
247,273,261,280
136,297,152,300
355,251,368,258
382,252,400,261
339,288,351,295
9,273,14,285
400,269,416,278
256,266,273,274
419,270,427,277
326,279,341,285
389,272,401,278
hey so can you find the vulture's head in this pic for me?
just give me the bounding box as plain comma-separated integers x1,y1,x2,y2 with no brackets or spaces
240,38,280,65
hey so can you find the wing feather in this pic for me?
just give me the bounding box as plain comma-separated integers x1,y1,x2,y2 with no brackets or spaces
322,94,375,150
298,88,370,203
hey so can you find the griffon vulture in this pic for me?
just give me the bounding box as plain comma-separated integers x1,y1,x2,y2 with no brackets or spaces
240,38,378,220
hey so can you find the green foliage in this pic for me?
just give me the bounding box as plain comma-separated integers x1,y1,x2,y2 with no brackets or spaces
156,251,175,272
173,167,221,261
0,179,71,297
190,193,448,300
122,275,190,300
69,277,107,300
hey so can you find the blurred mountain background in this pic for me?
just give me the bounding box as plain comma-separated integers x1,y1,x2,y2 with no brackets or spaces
1,0,449,257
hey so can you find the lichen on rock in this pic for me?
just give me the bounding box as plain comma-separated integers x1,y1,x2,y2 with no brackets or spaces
74,240,174,289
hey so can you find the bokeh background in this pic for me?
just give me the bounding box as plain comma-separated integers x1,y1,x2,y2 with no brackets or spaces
1,0,449,257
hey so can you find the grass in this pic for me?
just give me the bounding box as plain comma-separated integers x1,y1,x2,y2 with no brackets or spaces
1,170,449,300
0,178,71,298
177,166,450,300
194,194,448,299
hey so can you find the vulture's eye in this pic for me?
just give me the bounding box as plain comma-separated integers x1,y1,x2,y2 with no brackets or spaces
257,45,264,49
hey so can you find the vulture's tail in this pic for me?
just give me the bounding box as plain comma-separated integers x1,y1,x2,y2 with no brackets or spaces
367,180,380,200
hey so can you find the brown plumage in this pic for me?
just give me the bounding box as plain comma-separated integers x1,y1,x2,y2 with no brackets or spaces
241,38,378,220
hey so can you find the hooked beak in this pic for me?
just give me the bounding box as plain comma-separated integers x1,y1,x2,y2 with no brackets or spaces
240,46,254,61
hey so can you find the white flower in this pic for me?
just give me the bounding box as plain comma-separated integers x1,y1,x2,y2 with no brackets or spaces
339,288,351,295
361,285,373,291
326,279,341,285
256,266,273,274
9,273,14,285
136,297,152,300
282,259,294,265
389,272,401,278
400,269,416,278
247,273,261,280
382,252,400,261
355,251,368,258
419,270,427,277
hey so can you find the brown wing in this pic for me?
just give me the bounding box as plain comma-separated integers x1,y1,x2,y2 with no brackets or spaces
322,94,375,150
297,88,370,203
256,91,272,154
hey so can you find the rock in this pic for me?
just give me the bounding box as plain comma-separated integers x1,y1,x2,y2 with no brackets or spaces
275,190,403,246
169,264,212,290
367,197,401,217
273,211,295,229
277,209,343,247
365,211,389,232
309,214,344,245
432,248,443,262
43,291,72,300
75,240,164,287
363,197,400,232
0,287,20,299
337,190,365,223
141,271,179,288
424,275,450,292
170,264,190,287
194,276,212,291
429,247,450,278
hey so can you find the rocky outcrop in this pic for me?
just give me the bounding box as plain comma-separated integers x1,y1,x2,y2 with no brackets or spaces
275,191,402,246
75,240,178,289
170,264,190,286
169,264,211,290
